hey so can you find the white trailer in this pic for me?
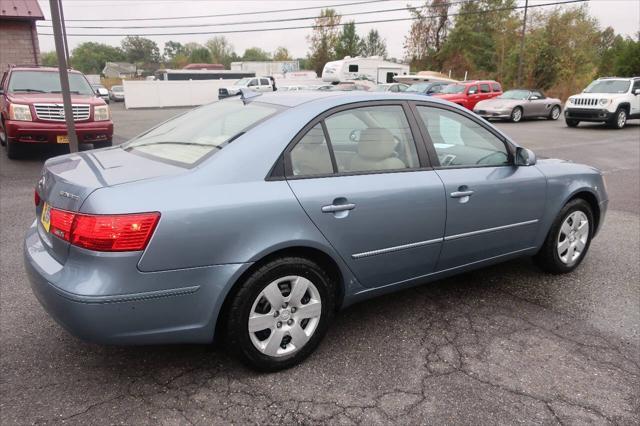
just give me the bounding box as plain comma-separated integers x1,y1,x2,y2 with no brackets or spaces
230,61,300,76
321,56,410,84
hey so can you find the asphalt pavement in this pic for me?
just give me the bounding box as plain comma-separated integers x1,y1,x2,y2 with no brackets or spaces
1,102,638,424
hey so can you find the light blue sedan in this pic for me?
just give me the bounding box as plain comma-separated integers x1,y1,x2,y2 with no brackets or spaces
25,91,608,371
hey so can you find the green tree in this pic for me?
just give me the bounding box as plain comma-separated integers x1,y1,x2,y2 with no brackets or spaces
189,47,212,63
163,41,185,63
205,36,236,67
121,36,161,64
335,21,360,59
359,29,387,58
273,47,292,61
69,42,126,74
242,47,271,61
40,51,58,67
612,35,640,77
307,8,341,75
404,0,451,71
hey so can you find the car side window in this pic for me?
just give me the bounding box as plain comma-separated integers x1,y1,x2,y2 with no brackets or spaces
416,106,510,168
480,84,490,93
632,80,640,91
260,78,269,86
491,83,501,92
248,79,258,87
468,85,478,94
290,124,334,176
324,105,420,173
531,90,544,99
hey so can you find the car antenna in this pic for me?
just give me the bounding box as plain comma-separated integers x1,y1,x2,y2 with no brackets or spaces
239,88,262,105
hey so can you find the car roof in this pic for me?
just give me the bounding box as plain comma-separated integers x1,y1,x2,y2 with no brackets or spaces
10,66,83,74
251,90,459,108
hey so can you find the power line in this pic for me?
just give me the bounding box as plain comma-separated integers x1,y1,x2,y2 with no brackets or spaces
51,0,395,22
38,1,468,29
38,0,588,37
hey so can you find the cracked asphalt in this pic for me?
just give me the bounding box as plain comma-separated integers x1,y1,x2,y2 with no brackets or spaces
1,103,639,425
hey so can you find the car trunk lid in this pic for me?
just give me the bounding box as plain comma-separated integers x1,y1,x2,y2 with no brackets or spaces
36,147,184,263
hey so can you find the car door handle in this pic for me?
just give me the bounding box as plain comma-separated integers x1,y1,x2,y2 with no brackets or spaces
450,190,474,198
321,203,356,213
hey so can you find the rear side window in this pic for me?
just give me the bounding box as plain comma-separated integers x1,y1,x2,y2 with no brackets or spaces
491,83,502,92
324,105,419,173
260,78,269,86
124,100,281,166
290,124,334,176
480,84,490,93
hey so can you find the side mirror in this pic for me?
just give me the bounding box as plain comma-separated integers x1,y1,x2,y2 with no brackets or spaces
515,147,536,166
469,90,477,95
529,96,539,100
634,88,640,95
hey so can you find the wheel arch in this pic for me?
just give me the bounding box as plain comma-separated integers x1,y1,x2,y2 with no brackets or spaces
616,102,630,113
565,189,601,235
213,244,347,343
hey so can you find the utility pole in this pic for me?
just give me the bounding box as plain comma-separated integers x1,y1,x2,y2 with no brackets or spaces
49,0,79,153
516,0,529,87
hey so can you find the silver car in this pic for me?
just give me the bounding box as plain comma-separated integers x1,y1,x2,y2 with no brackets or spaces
474,89,562,122
25,91,607,371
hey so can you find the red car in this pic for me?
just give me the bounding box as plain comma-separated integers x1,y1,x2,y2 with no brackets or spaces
433,80,503,110
0,66,113,159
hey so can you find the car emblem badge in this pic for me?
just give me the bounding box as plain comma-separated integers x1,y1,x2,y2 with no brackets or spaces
59,191,80,200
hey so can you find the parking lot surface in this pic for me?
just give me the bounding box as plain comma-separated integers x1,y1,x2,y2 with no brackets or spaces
1,102,639,424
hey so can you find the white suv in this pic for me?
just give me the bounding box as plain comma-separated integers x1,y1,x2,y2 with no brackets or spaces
564,77,640,129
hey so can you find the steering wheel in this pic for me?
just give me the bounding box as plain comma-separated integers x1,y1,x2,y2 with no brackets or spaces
476,151,509,165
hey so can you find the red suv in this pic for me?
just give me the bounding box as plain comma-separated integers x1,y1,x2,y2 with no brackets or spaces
433,80,503,110
0,66,113,159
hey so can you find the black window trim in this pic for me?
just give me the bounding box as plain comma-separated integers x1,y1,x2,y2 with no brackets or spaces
269,100,434,181
408,101,516,170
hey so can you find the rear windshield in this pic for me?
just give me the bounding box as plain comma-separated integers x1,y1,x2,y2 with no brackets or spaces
8,71,94,95
583,80,630,94
123,99,282,166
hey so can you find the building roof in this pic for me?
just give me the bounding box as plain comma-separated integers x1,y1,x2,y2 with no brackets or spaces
103,62,137,74
0,0,44,20
183,63,225,70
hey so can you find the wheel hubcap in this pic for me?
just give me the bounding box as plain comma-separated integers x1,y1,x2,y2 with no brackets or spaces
248,275,322,357
557,211,589,265
513,109,522,121
552,107,560,119
618,111,626,127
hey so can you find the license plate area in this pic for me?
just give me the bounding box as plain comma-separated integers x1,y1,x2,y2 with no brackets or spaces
40,202,51,232
57,135,69,144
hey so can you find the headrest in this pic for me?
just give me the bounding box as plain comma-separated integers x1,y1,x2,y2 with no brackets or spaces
357,128,396,160
303,127,326,145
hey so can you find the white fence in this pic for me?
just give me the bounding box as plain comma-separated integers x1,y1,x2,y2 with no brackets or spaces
122,77,323,109
123,80,229,109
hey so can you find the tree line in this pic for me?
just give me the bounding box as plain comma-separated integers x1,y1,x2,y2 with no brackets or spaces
41,0,639,97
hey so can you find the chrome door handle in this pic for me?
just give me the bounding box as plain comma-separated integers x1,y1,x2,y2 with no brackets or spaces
450,190,474,198
322,203,356,213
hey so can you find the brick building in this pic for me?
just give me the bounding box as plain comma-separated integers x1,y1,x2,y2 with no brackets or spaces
0,0,44,72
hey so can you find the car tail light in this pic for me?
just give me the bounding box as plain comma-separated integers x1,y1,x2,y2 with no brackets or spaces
48,208,160,252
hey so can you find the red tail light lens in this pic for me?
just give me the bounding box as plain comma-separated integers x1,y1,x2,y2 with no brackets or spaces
48,209,160,252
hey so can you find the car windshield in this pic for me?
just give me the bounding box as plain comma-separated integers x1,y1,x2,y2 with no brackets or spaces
499,90,530,100
583,80,630,94
406,83,430,92
235,78,252,86
111,86,123,92
123,99,282,166
441,84,465,94
8,71,94,95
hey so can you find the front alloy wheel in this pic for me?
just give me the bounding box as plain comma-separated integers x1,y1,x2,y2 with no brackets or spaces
225,257,334,371
511,107,523,123
556,211,589,266
610,108,627,129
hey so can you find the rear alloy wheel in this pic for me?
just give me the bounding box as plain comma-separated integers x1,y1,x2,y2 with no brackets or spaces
534,199,593,274
609,108,627,129
510,107,523,123
565,119,580,128
225,257,335,371
549,105,561,120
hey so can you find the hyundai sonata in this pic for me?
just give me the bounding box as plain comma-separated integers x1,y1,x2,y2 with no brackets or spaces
25,91,607,371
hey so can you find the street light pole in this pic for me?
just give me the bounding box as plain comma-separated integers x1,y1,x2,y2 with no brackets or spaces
517,0,529,86
49,0,79,153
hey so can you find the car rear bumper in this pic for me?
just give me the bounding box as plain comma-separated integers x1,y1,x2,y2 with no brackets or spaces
564,108,614,122
6,119,113,144
24,222,248,345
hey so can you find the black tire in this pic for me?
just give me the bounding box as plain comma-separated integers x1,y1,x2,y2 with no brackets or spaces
510,107,523,123
534,198,594,274
6,140,21,159
608,108,627,129
565,119,580,128
225,256,336,371
93,140,113,149
0,119,6,146
548,105,561,120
